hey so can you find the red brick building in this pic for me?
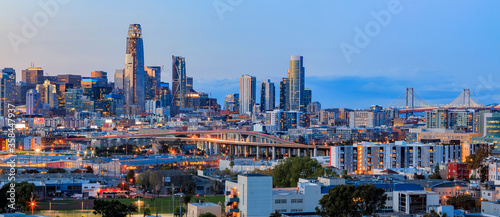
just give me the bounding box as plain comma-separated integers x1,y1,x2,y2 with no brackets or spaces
448,162,469,180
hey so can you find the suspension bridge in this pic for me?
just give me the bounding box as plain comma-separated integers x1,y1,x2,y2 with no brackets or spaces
388,87,490,114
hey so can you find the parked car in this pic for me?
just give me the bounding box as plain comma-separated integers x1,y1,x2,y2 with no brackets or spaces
52,198,63,201
174,193,185,197
88,196,97,199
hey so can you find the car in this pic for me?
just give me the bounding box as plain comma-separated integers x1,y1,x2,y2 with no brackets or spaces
76,197,83,200
133,196,143,198
88,196,96,199
52,198,63,201
174,193,185,197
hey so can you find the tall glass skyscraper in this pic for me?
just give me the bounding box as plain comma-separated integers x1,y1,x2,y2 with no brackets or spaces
260,79,275,112
239,74,256,114
0,68,15,117
287,56,305,112
124,24,145,114
172,56,186,108
144,66,161,101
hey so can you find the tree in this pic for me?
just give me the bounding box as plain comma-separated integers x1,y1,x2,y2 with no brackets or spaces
316,185,359,217
47,168,66,173
71,169,83,173
125,170,136,184
181,194,192,206
429,164,442,180
199,213,217,217
273,157,325,187
174,205,186,217
137,170,151,190
143,207,152,216
315,184,387,217
446,195,476,211
181,181,196,195
269,210,282,217
466,144,492,180
0,181,37,212
85,166,94,174
423,210,448,217
116,182,130,191
93,200,137,217
353,184,388,215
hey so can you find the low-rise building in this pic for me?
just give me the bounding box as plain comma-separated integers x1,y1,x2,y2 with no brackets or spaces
187,202,222,217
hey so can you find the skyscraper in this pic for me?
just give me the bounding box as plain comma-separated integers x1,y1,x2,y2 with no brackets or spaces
65,88,83,115
172,55,187,108
279,77,288,110
287,56,305,112
22,64,44,90
91,71,108,87
114,69,124,90
124,24,145,114
0,68,15,117
57,74,81,88
36,80,58,109
304,89,312,109
239,75,256,114
224,93,239,112
260,79,275,112
26,89,39,115
144,66,161,101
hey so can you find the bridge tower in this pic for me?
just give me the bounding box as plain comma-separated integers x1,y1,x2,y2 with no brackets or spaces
405,87,414,118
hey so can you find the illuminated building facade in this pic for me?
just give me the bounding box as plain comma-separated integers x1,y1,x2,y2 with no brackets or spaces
239,74,256,114
124,24,145,114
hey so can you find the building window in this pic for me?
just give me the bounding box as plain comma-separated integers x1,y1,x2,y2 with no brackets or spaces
291,199,303,203
275,199,287,204
291,209,303,212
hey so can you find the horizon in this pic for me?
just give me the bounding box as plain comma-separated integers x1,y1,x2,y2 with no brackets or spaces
1,1,499,109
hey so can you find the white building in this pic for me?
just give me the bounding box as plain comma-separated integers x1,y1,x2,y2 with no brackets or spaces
82,183,101,198
330,141,461,174
23,136,41,151
272,182,322,213
392,191,439,215
488,161,500,182
225,174,272,217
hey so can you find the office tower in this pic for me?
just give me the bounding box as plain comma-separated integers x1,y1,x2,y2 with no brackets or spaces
81,77,99,99
57,74,82,89
186,77,193,92
0,68,15,117
279,78,288,111
307,101,321,114
65,89,83,115
260,79,275,112
22,64,44,90
172,55,187,108
124,24,145,114
105,90,125,117
114,69,124,90
224,93,239,112
157,83,172,107
304,89,312,108
15,82,27,105
26,89,39,115
267,109,304,131
36,80,58,109
239,75,256,114
56,83,73,109
44,76,57,84
144,66,161,101
287,55,305,112
91,71,108,87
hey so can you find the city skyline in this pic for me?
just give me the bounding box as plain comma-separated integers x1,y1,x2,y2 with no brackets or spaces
1,1,500,109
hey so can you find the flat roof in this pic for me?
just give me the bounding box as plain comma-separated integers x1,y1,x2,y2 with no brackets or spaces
189,202,219,207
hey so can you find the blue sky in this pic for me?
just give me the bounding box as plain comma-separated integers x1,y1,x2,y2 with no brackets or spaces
1,0,500,109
